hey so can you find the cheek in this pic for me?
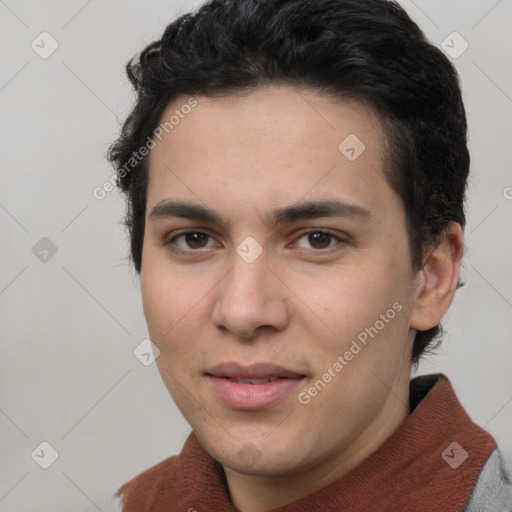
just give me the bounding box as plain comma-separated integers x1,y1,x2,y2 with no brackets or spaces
141,259,214,371
141,250,203,338
297,260,412,361
297,265,397,327
140,270,174,340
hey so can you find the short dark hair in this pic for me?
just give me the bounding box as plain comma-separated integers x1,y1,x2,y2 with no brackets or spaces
108,0,470,365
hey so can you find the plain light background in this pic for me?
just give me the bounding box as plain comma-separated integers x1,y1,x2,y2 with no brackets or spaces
0,0,511,510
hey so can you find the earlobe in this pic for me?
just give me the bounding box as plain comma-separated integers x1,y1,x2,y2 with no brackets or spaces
409,222,464,332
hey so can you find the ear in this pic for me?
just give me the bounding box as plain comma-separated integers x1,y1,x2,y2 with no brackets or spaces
409,222,464,331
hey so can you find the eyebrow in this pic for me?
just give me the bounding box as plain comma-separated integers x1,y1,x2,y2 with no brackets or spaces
148,199,372,227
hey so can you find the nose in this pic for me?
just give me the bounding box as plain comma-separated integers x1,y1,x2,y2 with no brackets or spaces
211,254,290,340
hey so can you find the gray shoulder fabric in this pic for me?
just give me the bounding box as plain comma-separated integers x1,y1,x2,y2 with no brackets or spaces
465,448,512,512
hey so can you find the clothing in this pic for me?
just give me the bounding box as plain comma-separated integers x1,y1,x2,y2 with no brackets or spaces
117,374,512,511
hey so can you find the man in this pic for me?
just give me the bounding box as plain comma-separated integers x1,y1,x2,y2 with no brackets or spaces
108,0,512,510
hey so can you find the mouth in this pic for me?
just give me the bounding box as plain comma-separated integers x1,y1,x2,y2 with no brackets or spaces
205,362,306,410
220,376,285,384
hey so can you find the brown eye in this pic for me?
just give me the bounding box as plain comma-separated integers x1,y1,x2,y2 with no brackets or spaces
294,230,347,251
307,232,333,249
167,231,216,252
184,232,209,249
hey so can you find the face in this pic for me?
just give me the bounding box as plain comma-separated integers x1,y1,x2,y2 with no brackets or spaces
141,86,419,483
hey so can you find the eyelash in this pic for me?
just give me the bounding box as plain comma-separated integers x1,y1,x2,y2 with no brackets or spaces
164,229,349,255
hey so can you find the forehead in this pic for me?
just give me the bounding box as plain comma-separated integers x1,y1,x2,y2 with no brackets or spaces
154,86,384,153
146,85,396,221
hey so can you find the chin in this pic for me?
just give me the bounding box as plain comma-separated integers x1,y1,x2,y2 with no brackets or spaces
198,427,305,476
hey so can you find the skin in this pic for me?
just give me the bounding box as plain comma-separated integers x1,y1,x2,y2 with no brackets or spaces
140,85,463,512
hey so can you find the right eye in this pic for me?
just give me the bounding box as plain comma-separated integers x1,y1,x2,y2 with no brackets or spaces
165,230,219,253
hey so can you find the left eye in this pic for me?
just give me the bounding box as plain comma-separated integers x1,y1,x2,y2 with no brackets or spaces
294,231,344,250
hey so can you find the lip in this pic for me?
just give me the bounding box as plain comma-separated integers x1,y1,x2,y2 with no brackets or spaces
206,362,304,379
206,362,306,410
